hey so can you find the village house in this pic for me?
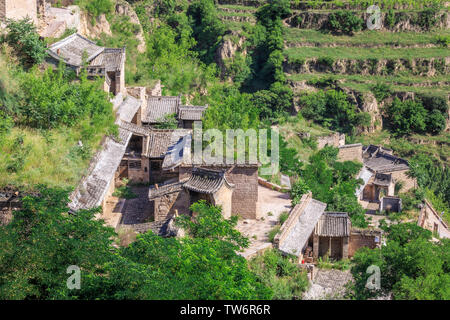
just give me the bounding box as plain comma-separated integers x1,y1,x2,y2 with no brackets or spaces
274,192,382,262
417,199,450,239
46,33,126,96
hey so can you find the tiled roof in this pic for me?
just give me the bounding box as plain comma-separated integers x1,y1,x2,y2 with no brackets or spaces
315,212,351,237
278,197,327,257
183,168,234,194
364,152,409,173
148,181,184,200
178,105,208,121
48,33,104,66
69,128,132,211
90,48,125,72
116,96,141,123
144,96,181,123
147,129,191,159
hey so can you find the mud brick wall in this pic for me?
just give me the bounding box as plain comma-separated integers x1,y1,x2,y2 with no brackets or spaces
348,231,380,257
179,165,259,219
153,189,189,222
127,158,150,184
390,169,416,192
338,143,363,163
1,0,37,23
317,133,345,150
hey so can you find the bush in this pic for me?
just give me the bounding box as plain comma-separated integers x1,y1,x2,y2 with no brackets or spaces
279,211,289,225
76,0,113,17
2,18,47,67
371,83,392,102
327,10,363,35
385,98,427,135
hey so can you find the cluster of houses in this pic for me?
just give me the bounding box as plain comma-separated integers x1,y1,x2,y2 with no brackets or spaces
0,5,449,264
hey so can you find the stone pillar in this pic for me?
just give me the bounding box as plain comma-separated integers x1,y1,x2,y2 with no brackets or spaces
313,233,319,260
342,236,349,259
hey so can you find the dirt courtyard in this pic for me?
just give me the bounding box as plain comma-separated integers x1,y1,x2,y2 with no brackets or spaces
236,185,292,258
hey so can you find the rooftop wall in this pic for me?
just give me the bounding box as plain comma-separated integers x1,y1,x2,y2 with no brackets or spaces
1,0,37,24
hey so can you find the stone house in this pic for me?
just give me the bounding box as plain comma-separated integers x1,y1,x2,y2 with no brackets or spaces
274,192,382,262
141,95,208,129
417,199,450,239
46,33,126,96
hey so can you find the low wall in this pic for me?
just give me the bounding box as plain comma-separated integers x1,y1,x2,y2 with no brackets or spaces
348,229,382,257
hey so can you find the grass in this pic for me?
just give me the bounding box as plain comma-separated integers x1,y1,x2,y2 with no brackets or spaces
284,46,449,60
284,28,450,46
0,125,107,190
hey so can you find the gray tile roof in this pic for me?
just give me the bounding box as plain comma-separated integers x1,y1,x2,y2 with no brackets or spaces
183,168,234,194
148,181,184,200
47,34,125,72
48,33,104,66
364,152,409,173
315,212,351,237
90,48,125,72
116,96,141,123
178,105,208,121
162,132,192,170
69,127,132,211
144,96,181,123
147,129,191,159
279,198,327,257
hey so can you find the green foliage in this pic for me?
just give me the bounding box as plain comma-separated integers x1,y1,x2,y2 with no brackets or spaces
385,97,446,136
176,200,249,251
415,4,440,30
203,85,260,131
0,186,116,299
385,9,396,28
154,113,179,129
2,18,47,67
279,211,290,225
187,0,225,64
371,82,392,102
18,66,115,131
112,180,137,199
299,89,370,135
327,10,364,35
249,249,309,299
434,35,449,47
279,135,302,176
75,0,113,17
290,147,366,227
268,225,281,243
349,222,449,300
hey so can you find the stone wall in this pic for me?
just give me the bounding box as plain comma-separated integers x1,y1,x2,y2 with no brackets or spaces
153,189,190,222
180,164,260,219
317,133,345,150
212,183,233,219
389,169,416,192
0,0,37,24
348,229,381,257
127,158,150,184
418,199,450,239
338,143,363,163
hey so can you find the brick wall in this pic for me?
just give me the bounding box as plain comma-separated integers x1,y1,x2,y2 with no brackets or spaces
317,133,345,150
390,169,416,192
153,189,190,221
338,143,363,163
180,165,259,219
418,199,450,239
3,0,37,24
348,230,381,257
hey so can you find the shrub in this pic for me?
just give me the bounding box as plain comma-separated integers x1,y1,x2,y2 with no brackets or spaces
327,10,363,35
434,35,449,47
268,225,281,243
279,211,289,225
2,18,47,67
317,57,335,69
385,98,427,135
385,9,396,28
371,83,392,102
426,109,446,135
76,0,113,17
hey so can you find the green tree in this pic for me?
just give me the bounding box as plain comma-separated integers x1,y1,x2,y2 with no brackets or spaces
0,186,116,299
3,18,47,67
385,98,427,135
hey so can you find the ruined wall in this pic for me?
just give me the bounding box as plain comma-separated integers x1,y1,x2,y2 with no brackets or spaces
348,230,381,257
418,199,450,239
389,169,416,192
153,189,190,222
1,0,37,24
338,143,363,163
317,133,345,150
127,158,149,184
